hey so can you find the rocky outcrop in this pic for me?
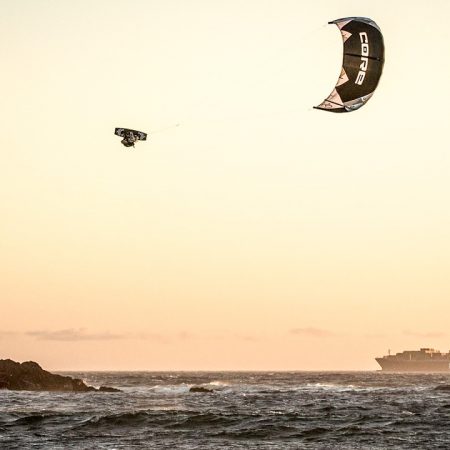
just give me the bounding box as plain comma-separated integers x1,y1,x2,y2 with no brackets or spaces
189,385,214,393
0,359,120,392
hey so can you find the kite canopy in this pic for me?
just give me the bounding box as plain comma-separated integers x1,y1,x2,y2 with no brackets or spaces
315,17,384,113
114,128,147,141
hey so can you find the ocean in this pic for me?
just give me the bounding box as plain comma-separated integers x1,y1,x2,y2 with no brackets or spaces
1,371,450,449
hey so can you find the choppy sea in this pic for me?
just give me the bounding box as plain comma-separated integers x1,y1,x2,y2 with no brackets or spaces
1,371,450,449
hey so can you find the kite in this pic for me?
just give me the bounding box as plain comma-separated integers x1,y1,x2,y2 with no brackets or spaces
315,17,384,113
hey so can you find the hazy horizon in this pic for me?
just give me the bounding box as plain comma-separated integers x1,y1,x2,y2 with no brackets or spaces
2,0,450,371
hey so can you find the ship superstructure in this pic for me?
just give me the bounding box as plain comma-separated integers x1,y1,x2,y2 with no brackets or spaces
376,348,450,372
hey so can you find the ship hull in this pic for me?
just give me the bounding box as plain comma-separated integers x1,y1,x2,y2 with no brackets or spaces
376,358,450,372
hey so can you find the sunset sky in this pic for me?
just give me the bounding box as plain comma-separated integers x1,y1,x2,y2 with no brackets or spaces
1,0,450,371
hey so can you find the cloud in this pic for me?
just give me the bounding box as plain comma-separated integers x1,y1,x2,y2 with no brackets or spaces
363,333,388,339
26,329,126,342
17,329,262,343
289,327,338,338
403,330,447,338
234,333,260,342
23,329,197,343
177,331,196,340
0,330,18,338
133,332,169,342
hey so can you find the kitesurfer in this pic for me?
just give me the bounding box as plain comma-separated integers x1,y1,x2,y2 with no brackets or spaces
114,128,147,148
122,130,136,147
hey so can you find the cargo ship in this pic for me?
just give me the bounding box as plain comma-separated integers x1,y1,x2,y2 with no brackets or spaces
376,348,450,372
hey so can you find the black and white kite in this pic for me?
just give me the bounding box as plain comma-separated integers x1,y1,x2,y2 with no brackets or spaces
114,128,148,148
315,17,385,113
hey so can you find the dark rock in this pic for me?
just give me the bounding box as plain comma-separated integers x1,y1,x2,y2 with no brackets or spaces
98,386,121,392
0,359,120,393
189,385,213,393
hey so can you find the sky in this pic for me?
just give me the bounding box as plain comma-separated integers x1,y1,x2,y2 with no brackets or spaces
1,0,450,371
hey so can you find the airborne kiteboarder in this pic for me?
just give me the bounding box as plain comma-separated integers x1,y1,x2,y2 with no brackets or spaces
114,128,148,148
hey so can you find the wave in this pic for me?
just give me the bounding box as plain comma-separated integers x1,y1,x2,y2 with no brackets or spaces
10,414,48,425
207,381,231,388
149,384,191,395
124,381,407,396
73,410,241,432
5,413,76,427
121,381,231,396
215,424,331,440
